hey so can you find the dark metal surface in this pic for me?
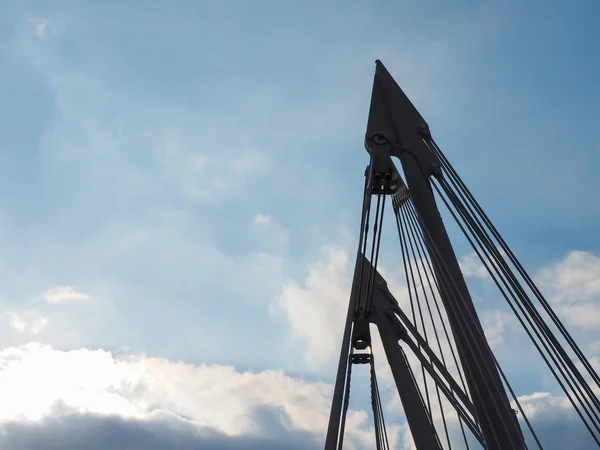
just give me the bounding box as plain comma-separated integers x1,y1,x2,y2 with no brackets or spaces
324,255,362,450
364,60,525,449
324,59,600,450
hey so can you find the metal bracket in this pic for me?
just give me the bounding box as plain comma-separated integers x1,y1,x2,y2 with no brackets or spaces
364,60,442,182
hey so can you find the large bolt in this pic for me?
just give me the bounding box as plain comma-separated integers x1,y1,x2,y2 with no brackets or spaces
373,134,387,145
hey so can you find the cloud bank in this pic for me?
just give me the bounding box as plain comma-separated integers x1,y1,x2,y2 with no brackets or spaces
0,343,374,450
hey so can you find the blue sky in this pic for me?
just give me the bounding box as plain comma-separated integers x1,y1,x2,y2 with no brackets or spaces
0,1,599,449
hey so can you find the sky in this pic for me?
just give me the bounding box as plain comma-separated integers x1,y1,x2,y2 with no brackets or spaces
0,0,599,449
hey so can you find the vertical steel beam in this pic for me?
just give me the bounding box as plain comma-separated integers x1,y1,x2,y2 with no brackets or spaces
324,254,362,450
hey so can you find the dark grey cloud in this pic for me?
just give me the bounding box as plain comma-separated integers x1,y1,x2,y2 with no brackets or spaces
524,407,600,450
437,403,599,450
0,406,321,450
2,390,598,450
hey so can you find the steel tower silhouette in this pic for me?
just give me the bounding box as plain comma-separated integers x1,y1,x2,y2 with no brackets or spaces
324,61,600,450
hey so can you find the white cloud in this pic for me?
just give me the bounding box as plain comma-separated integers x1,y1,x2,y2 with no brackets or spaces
252,213,290,251
537,251,600,304
271,245,413,369
482,310,514,349
270,244,436,446
155,127,270,201
254,214,272,226
42,286,93,304
186,149,270,200
0,343,374,449
230,149,270,176
459,252,490,279
536,251,600,330
509,390,599,448
270,245,459,400
6,312,48,335
194,155,207,170
26,17,50,39
271,247,351,369
269,246,600,446
514,391,569,419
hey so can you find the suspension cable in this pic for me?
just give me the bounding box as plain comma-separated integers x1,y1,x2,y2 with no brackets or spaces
431,177,600,445
403,192,528,449
398,205,454,449
435,171,600,422
427,139,600,391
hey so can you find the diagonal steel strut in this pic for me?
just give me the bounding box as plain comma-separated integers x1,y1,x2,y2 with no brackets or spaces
325,251,443,450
